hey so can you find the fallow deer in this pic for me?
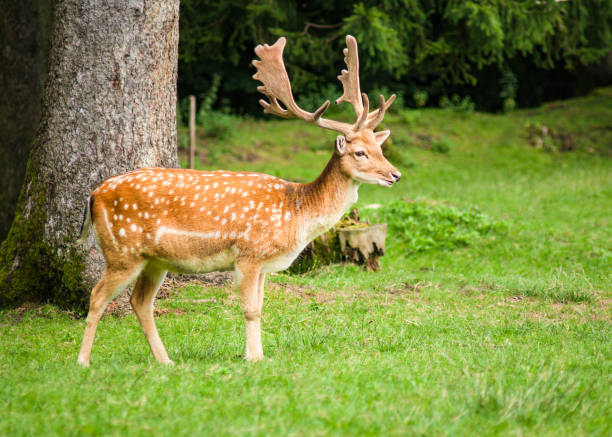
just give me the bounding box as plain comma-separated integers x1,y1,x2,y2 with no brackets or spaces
77,35,400,366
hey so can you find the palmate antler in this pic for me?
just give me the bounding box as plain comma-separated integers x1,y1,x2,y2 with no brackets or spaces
252,35,395,136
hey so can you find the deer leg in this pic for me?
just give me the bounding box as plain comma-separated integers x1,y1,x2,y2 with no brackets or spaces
237,262,264,361
129,265,171,365
77,264,144,366
257,272,266,323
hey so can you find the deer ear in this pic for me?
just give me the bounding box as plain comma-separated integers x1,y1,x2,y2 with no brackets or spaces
374,130,390,146
335,135,346,156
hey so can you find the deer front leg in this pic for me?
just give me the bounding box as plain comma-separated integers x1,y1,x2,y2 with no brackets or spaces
237,262,264,361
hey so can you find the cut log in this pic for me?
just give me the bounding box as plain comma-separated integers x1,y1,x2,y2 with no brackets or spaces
288,209,387,273
338,224,387,271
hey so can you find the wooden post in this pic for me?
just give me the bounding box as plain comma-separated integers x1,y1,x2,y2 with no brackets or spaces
188,95,196,169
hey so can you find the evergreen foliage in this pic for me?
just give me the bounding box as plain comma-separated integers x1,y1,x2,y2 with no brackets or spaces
178,0,612,113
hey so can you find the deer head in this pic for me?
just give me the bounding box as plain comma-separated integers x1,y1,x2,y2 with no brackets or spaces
252,35,401,187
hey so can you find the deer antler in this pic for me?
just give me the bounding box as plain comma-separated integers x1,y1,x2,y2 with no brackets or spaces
364,93,396,129
335,36,364,117
252,37,352,135
253,35,395,135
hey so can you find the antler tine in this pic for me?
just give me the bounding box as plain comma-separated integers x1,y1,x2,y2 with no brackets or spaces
253,37,351,135
354,92,370,131
335,35,364,117
365,93,396,129
258,96,290,118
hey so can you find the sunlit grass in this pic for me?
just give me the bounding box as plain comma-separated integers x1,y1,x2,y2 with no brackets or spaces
1,88,611,436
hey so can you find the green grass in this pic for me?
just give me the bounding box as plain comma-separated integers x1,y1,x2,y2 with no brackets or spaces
1,88,611,436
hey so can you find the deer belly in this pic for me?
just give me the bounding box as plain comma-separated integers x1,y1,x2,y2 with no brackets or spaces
261,245,305,273
153,247,237,274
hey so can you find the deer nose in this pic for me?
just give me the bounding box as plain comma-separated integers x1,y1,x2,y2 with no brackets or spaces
390,171,401,182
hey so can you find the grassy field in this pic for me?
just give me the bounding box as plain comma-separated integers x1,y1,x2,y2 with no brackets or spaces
1,89,611,436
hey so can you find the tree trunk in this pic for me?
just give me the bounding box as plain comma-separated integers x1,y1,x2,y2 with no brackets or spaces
0,0,180,310
0,1,52,240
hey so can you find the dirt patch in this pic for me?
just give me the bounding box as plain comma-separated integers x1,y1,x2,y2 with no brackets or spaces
2,302,79,325
153,307,187,317
3,302,43,324
266,280,431,305
400,281,433,293
267,281,334,303
267,281,365,305
521,300,611,323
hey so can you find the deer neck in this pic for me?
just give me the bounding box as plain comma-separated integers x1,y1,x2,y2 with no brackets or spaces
295,153,359,239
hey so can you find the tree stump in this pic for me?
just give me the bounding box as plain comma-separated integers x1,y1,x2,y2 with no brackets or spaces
338,224,387,271
288,209,387,273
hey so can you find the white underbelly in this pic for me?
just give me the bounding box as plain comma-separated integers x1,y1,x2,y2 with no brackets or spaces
261,246,305,273
153,247,237,274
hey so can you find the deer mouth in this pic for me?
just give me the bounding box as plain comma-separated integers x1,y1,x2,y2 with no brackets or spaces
378,178,394,187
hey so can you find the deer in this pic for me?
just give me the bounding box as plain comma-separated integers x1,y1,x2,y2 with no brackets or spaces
76,35,401,366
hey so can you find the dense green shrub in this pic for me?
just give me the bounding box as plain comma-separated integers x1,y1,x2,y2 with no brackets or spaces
413,90,429,108
439,95,476,113
430,136,453,154
367,200,507,254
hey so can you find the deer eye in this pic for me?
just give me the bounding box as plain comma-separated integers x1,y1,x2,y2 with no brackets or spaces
355,150,368,158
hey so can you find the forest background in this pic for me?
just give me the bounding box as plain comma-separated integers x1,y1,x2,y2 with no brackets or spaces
178,0,612,116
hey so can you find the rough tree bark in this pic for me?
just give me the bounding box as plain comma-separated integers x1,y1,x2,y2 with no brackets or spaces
0,0,180,310
0,1,52,240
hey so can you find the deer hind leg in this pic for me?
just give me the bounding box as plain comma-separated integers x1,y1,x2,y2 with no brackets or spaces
129,265,171,365
257,272,266,326
77,263,144,366
237,262,264,361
